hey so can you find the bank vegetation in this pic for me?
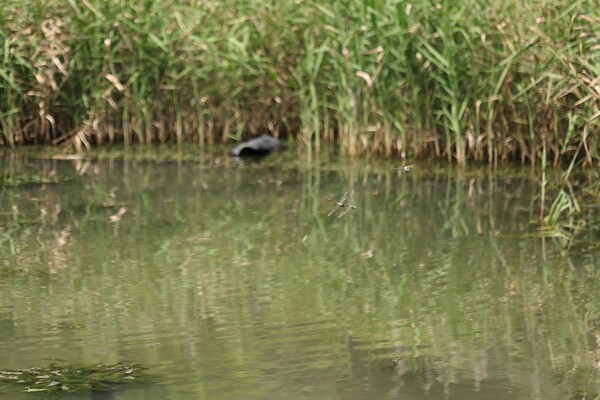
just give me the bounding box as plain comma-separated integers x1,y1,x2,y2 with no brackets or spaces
0,0,598,164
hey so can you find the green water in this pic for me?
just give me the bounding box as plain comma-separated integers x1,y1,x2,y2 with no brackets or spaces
1,147,599,399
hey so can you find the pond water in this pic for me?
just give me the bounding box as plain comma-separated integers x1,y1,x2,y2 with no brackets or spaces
1,146,599,399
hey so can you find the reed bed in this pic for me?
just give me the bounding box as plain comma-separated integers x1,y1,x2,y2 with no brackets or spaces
0,0,598,163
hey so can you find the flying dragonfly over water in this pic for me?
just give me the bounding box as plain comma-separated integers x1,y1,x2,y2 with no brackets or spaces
393,165,414,172
327,191,357,218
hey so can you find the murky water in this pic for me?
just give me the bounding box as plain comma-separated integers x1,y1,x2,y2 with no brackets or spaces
1,146,599,399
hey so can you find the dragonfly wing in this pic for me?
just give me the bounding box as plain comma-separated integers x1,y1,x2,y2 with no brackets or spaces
328,204,341,216
340,192,349,203
349,191,356,204
339,206,352,218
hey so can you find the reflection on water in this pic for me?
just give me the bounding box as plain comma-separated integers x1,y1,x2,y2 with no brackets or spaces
1,146,599,399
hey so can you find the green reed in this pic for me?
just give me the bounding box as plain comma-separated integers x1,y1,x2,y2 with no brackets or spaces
0,0,598,163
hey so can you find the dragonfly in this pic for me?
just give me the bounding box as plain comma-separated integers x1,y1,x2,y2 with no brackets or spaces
327,191,357,218
393,165,414,172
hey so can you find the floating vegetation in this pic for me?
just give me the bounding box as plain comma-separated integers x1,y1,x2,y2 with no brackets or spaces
0,172,72,186
0,363,148,394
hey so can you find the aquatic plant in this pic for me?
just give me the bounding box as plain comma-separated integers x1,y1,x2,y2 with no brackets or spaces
539,163,600,252
0,172,71,186
0,363,147,393
0,0,597,164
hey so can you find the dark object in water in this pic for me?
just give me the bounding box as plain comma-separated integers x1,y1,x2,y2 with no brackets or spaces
229,134,284,157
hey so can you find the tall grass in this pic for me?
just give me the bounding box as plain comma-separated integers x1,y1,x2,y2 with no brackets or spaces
0,0,598,163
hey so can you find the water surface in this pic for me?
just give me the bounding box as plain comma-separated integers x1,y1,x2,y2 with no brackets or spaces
1,146,599,399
